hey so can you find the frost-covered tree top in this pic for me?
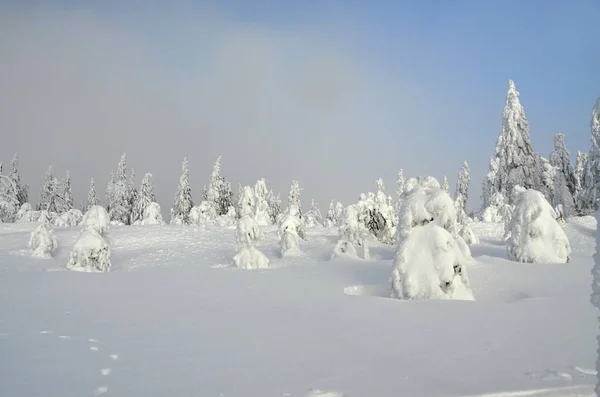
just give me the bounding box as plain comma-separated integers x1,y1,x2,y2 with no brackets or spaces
550,133,577,197
9,153,27,206
171,156,194,224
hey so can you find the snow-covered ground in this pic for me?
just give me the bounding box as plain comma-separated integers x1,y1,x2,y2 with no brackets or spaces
0,218,597,397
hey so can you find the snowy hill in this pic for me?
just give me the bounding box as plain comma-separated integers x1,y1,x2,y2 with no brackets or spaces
0,218,597,397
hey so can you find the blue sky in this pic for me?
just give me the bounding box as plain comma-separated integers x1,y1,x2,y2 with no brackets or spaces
0,0,598,211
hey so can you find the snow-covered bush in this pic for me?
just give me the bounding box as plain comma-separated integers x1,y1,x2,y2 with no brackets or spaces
80,205,111,237
189,201,218,227
232,209,269,269
279,214,305,257
506,189,571,263
481,192,513,223
304,199,323,228
216,206,237,227
331,204,370,260
253,179,271,226
28,220,58,258
0,174,19,222
136,202,165,225
66,229,111,272
15,203,36,223
54,209,83,228
390,177,474,300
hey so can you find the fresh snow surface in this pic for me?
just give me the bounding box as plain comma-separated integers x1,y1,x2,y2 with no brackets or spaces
0,217,598,397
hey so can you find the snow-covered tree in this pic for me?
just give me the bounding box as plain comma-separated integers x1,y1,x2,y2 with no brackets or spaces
286,180,302,219
396,169,405,214
549,133,576,216
9,153,28,206
455,161,470,224
254,179,271,226
591,209,600,396
481,192,513,223
66,229,111,272
390,176,473,300
56,171,74,214
29,213,58,258
80,205,111,237
506,189,571,263
324,201,338,227
536,155,555,205
54,209,84,228
233,186,269,269
0,173,19,222
331,204,370,259
578,99,600,215
370,179,396,244
189,201,218,227
204,156,234,217
266,190,281,224
576,151,588,197
14,203,35,223
481,156,499,210
107,153,131,224
483,80,539,206
304,199,323,228
137,202,165,225
84,178,99,213
442,175,449,192
171,156,194,225
131,173,155,224
37,166,58,212
279,214,305,257
126,169,138,224
104,170,115,214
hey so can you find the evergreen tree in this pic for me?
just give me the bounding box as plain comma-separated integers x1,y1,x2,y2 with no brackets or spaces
104,170,115,214
9,153,28,205
266,189,281,224
205,156,233,216
550,133,576,215
455,161,470,224
484,80,538,205
0,173,18,222
254,178,271,225
536,155,555,205
108,153,131,224
481,156,499,209
171,156,193,225
576,151,588,196
396,169,405,214
57,171,74,214
578,98,600,215
132,173,155,224
37,166,57,211
286,180,302,219
442,175,449,192
127,168,138,224
85,177,99,213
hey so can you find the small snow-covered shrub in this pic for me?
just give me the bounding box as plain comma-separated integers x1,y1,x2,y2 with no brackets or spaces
232,215,269,269
28,221,58,258
279,214,304,257
54,209,83,228
390,177,474,300
190,201,217,227
481,193,513,223
506,189,571,263
139,202,165,225
80,205,110,236
331,204,370,260
217,206,237,227
66,229,111,272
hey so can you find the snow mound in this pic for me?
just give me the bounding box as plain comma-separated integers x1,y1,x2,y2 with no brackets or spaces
506,189,571,263
279,213,304,257
232,214,269,269
28,222,58,258
391,177,474,300
54,209,84,228
80,205,110,236
66,229,111,273
233,246,270,270
139,202,165,225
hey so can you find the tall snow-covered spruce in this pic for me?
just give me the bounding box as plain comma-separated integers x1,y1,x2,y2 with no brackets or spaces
85,178,99,213
390,176,474,300
132,173,155,224
550,133,576,216
171,156,193,225
108,153,131,225
233,186,269,269
396,169,405,214
278,180,306,257
9,153,28,206
482,80,539,207
578,98,600,215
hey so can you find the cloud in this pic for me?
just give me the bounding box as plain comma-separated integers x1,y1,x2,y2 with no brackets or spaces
0,3,472,215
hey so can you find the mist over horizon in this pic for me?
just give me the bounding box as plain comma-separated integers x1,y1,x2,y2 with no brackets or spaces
1,1,597,215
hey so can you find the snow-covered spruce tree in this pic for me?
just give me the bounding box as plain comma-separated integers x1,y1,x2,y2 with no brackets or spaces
67,205,112,272
254,179,271,226
396,169,405,214
454,161,478,245
126,168,138,224
279,181,306,257
550,133,576,216
233,186,269,269
54,208,84,228
442,175,449,192
29,211,58,258
9,153,28,206
37,166,58,212
304,199,323,228
390,176,474,300
483,80,539,206
371,179,396,244
481,156,500,210
0,174,19,222
481,192,513,223
576,151,588,198
578,99,600,215
85,178,99,213
204,156,234,217
536,155,555,205
104,170,115,215
506,188,571,263
139,202,165,225
14,203,35,223
591,209,600,396
107,153,131,225
131,173,155,224
171,156,194,225
56,171,74,215
324,201,338,227
286,180,303,219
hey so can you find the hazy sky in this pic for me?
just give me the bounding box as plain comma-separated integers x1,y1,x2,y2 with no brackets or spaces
0,0,598,215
